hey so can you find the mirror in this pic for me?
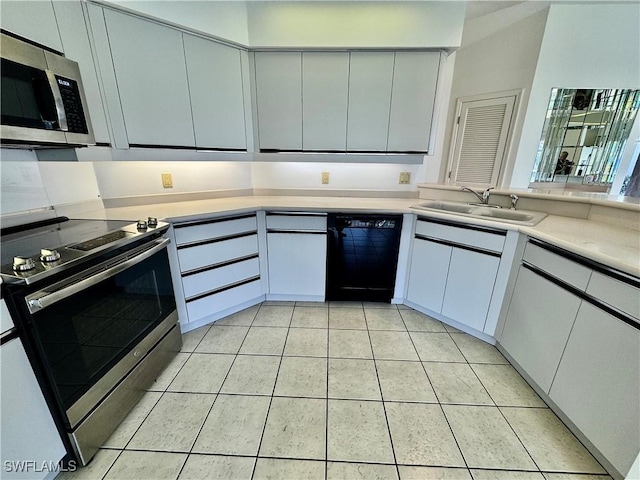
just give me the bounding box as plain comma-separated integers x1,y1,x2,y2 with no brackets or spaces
530,88,640,192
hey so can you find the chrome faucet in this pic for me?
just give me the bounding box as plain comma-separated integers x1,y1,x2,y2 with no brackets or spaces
461,186,494,205
510,194,519,210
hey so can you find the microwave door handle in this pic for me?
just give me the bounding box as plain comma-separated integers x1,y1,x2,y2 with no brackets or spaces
26,238,170,314
44,70,68,131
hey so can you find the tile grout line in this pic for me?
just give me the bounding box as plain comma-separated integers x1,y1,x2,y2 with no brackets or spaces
249,303,292,480
362,307,401,477
324,304,330,479
175,305,261,477
402,314,472,474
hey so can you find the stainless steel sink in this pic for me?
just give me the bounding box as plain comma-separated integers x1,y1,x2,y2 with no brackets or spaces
412,201,547,226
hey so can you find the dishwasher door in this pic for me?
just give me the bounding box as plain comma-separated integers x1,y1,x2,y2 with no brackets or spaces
326,214,403,303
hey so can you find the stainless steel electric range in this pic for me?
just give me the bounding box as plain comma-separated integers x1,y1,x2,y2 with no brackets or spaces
0,216,181,466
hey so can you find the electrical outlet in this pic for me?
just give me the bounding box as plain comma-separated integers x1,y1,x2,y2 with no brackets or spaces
161,173,173,188
322,172,330,184
399,172,411,184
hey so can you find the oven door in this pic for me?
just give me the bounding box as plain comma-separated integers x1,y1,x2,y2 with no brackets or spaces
22,238,177,428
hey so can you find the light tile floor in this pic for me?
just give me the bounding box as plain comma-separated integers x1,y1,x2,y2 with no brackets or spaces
60,302,613,480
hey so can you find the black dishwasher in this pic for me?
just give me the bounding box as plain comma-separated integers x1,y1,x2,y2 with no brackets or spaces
327,214,403,303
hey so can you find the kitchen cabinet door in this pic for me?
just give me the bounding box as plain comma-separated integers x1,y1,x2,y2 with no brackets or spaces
549,302,640,478
387,52,440,152
1,0,63,53
255,52,302,151
500,266,581,393
406,237,452,313
104,10,195,147
1,339,66,480
267,232,327,299
53,1,110,144
442,248,500,332
346,52,394,152
183,34,246,150
302,52,349,151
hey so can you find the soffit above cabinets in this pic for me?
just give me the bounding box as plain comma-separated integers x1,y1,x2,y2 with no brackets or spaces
93,0,466,50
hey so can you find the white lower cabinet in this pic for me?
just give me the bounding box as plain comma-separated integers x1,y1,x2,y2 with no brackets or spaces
1,338,66,480
266,213,327,300
500,238,640,479
441,248,500,332
549,303,640,478
171,214,263,327
500,266,582,393
406,238,451,313
406,219,505,334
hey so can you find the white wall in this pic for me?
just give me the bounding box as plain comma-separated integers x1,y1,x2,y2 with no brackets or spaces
510,3,640,188
246,1,465,48
92,161,253,199
441,4,548,187
0,150,101,215
106,0,249,45
252,162,422,193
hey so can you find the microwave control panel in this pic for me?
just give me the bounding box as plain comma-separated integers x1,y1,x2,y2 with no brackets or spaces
56,76,89,134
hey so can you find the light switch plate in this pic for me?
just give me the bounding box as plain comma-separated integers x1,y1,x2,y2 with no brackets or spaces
161,173,173,188
322,172,330,184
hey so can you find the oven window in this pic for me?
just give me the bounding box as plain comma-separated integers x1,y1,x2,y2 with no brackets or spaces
29,249,176,412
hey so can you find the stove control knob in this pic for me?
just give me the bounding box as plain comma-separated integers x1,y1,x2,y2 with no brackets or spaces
40,248,61,263
136,220,148,231
147,217,158,228
13,256,36,272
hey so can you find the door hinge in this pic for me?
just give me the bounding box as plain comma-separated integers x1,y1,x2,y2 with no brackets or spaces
448,171,452,179
456,116,460,125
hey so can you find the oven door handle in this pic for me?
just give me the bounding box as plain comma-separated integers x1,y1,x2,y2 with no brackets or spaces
26,238,170,314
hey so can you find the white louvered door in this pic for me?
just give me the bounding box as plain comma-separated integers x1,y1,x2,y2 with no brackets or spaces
449,95,516,186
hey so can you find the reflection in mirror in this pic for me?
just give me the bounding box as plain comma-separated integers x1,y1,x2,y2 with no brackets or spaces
530,88,640,192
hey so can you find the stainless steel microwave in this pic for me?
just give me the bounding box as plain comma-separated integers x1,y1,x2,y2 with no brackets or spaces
1,32,95,148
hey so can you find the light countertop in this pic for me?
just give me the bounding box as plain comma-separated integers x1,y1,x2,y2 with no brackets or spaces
75,195,640,278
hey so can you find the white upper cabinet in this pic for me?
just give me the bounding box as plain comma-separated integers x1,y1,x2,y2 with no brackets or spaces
1,0,63,53
255,52,302,150
53,1,110,144
104,9,195,147
302,52,349,151
388,52,440,152
183,34,247,150
346,52,394,152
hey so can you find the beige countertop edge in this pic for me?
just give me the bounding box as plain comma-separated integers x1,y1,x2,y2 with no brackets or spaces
73,195,640,278
417,183,640,210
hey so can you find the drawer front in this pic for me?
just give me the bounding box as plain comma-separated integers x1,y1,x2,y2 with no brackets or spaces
416,220,505,253
523,242,591,291
182,257,260,299
177,234,258,272
266,213,327,231
186,279,262,322
174,216,257,245
586,271,639,320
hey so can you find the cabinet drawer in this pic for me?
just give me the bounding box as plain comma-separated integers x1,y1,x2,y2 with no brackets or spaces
174,215,257,245
177,234,258,272
416,220,505,253
182,257,260,299
266,213,327,231
586,271,639,320
186,279,262,322
523,242,591,291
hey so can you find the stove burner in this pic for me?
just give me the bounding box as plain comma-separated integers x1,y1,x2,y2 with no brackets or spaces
13,256,35,271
